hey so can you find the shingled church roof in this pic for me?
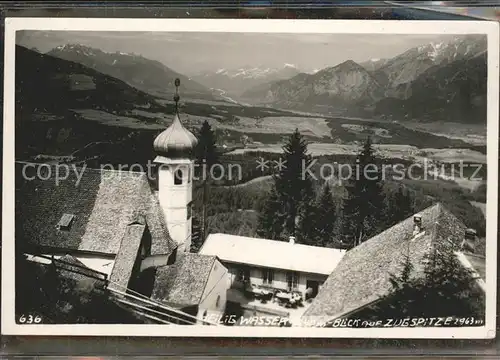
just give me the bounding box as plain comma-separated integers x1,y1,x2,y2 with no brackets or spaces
15,162,177,257
302,203,475,323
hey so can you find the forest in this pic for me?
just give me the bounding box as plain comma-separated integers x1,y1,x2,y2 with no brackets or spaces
190,121,487,252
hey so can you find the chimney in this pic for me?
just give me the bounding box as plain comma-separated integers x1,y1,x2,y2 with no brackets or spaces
463,228,477,253
413,214,422,236
289,236,295,245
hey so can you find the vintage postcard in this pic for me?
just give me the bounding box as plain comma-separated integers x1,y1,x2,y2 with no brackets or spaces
2,18,498,338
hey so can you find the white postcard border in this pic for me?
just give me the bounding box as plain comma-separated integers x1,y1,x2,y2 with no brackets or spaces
2,18,499,338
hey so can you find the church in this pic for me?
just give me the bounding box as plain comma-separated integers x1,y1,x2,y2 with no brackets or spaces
16,79,486,326
16,79,228,323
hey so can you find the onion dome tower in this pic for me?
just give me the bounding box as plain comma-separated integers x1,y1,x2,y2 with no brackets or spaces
153,78,198,159
154,78,197,253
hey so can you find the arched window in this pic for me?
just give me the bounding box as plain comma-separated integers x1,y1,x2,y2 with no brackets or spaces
174,169,183,185
215,295,221,308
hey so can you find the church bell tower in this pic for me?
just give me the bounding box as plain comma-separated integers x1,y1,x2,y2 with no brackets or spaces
153,78,198,253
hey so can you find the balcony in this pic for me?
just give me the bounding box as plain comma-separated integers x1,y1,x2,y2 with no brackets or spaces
226,285,314,327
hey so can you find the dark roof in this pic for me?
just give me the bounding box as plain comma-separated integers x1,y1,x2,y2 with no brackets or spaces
147,193,176,256
151,253,217,308
15,162,176,257
55,254,108,282
303,203,469,322
108,221,147,290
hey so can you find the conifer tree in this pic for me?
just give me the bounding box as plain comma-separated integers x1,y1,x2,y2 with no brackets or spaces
195,120,218,241
385,185,415,227
317,182,338,246
257,184,286,240
195,120,218,172
301,182,337,246
275,129,315,240
257,129,315,242
341,136,385,248
190,215,203,253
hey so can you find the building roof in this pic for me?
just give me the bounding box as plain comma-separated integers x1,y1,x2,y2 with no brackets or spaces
108,220,147,291
151,253,217,308
302,203,472,322
55,254,108,282
15,162,177,258
199,233,347,275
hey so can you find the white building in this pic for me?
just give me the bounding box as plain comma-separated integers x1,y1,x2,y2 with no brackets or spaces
199,233,346,299
151,253,228,322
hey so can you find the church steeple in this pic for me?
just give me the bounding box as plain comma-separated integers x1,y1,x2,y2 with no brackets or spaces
153,79,197,253
153,78,198,159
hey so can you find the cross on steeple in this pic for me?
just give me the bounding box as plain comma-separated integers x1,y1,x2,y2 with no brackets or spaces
174,78,180,114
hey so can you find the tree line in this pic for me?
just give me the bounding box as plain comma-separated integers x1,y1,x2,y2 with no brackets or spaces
192,121,419,250
256,128,418,248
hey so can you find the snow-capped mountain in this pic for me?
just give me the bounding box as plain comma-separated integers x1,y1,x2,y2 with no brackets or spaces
47,44,212,98
374,35,487,95
204,63,298,79
241,35,487,123
191,64,301,96
375,52,487,124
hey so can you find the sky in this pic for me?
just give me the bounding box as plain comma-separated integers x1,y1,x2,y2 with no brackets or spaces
17,30,459,75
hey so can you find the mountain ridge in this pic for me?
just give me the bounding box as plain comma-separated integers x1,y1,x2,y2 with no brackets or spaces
17,45,163,115
241,35,488,123
47,43,213,99
191,64,301,96
241,59,385,114
374,52,487,123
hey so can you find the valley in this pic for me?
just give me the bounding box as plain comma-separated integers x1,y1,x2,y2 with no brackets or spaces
14,34,489,239
227,143,486,165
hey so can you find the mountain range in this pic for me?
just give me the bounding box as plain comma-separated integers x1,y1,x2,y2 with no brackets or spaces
20,34,488,125
374,52,487,122
241,35,488,123
15,45,174,160
242,60,385,113
16,45,162,116
191,64,301,96
47,44,213,99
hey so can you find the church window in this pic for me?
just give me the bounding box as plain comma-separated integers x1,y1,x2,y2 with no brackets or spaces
174,169,183,185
